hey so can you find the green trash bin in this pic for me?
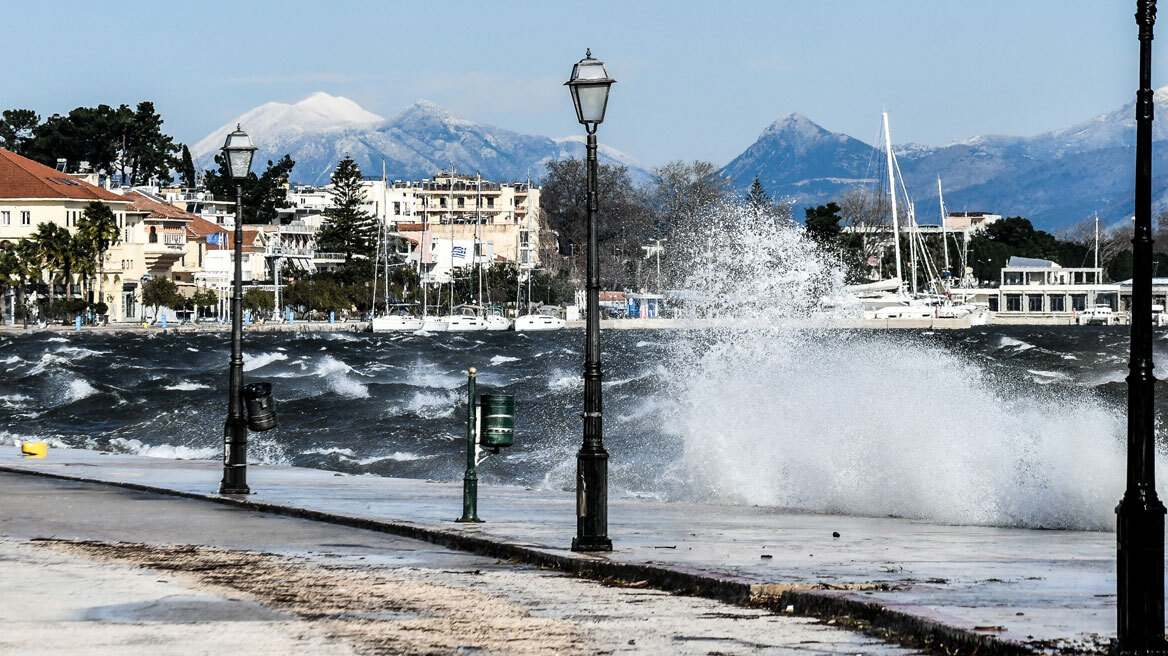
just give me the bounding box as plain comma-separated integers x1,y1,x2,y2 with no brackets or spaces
479,394,515,448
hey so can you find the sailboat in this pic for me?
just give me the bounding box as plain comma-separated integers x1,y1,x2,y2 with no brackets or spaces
513,180,564,331
371,162,425,332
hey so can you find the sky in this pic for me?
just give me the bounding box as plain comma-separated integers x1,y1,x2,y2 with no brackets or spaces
0,1,1158,168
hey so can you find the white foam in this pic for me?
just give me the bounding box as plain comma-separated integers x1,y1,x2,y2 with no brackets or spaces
350,452,427,465
314,355,369,398
244,351,288,371
65,379,98,403
663,200,1134,531
490,355,520,365
164,381,211,391
302,447,355,457
108,437,218,460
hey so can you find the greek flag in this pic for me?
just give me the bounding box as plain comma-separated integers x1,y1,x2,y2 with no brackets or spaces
452,246,467,259
207,233,225,246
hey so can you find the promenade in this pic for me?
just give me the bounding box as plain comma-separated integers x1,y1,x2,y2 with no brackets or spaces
0,448,1123,654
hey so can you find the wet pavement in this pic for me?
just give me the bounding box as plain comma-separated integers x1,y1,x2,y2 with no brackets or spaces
0,448,1131,653
0,472,920,655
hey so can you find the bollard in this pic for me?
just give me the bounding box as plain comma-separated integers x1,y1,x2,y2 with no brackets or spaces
161,314,167,328
288,309,294,325
457,367,483,522
74,316,81,331
330,311,335,324
245,310,251,326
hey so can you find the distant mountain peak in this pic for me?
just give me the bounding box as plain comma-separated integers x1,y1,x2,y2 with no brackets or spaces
763,113,829,139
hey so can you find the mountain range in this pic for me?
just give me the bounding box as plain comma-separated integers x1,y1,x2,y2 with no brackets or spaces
191,92,651,188
193,89,1168,233
724,88,1168,232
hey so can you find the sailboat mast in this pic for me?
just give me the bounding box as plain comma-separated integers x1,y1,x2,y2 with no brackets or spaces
883,111,904,292
938,177,949,275
1095,212,1100,270
448,163,455,314
476,173,483,307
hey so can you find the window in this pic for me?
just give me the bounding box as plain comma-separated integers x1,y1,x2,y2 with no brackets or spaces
149,226,158,243
1005,294,1022,312
393,202,401,215
989,297,999,312
487,197,494,208
1071,294,1088,311
1,211,8,225
1028,295,1043,312
20,211,30,225
1049,295,1066,312
440,197,447,208
457,197,465,208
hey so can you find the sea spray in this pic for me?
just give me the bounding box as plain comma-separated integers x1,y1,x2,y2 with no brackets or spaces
662,200,1139,530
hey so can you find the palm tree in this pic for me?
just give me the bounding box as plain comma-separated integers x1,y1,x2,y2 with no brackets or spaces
0,248,17,325
73,234,96,308
34,222,72,302
13,239,42,325
77,201,120,313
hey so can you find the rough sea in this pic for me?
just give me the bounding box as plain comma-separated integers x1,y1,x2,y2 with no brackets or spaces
1,325,1162,531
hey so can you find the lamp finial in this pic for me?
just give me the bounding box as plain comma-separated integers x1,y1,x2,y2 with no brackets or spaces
586,48,591,58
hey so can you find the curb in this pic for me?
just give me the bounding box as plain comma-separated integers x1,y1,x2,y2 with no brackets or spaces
0,463,1032,655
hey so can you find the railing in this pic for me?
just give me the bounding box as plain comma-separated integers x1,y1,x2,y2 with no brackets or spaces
315,252,346,262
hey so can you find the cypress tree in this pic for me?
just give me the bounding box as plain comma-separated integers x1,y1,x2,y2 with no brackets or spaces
317,156,376,262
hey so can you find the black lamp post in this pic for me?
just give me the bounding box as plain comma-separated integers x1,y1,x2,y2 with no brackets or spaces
566,49,615,552
1116,2,1168,653
219,124,256,495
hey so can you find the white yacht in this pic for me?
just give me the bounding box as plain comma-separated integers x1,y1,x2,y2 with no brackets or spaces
371,304,424,332
445,304,489,331
514,305,566,331
484,307,512,331
1078,305,1117,326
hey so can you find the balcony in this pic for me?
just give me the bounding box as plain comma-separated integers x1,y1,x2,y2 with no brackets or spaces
315,252,346,264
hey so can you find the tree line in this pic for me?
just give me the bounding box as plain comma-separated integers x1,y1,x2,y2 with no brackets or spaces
0,201,120,324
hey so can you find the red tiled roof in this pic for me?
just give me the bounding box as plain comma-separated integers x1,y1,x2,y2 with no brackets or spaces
186,217,260,251
0,148,126,202
124,191,197,221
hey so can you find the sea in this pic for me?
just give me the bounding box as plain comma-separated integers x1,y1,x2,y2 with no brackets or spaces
0,325,1161,532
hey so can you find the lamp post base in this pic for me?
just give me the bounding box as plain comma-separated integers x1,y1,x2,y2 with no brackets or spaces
218,486,250,495
571,536,613,552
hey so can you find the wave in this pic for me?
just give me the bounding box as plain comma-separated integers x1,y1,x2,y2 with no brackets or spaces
163,381,211,391
243,351,288,371
65,379,98,403
107,437,218,460
313,355,369,398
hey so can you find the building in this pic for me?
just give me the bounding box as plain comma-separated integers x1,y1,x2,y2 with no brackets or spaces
390,173,542,283
103,190,198,322
0,148,131,322
944,212,1001,231
991,255,1118,317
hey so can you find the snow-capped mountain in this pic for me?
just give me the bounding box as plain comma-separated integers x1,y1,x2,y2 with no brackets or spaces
722,87,1168,231
192,93,649,185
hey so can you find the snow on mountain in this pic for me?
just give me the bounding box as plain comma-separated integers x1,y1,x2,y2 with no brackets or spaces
191,94,648,186
721,87,1168,231
191,92,383,166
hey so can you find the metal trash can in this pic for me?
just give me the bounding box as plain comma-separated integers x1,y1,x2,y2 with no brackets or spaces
478,394,515,447
243,382,277,432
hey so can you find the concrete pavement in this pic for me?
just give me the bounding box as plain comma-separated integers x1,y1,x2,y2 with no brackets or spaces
0,448,1129,654
0,472,919,655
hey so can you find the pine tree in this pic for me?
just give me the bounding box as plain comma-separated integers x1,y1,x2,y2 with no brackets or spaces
180,145,197,187
746,176,771,210
317,156,376,262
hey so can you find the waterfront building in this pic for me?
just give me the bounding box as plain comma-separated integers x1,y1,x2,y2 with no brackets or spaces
103,190,197,322
990,256,1119,321
0,148,131,322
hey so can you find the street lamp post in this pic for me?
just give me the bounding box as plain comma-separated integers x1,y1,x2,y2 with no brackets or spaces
566,49,615,552
1116,2,1168,653
219,124,256,495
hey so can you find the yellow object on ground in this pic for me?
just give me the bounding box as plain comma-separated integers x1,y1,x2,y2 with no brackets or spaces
20,442,47,458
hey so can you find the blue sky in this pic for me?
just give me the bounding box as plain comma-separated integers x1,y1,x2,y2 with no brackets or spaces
0,1,1156,167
